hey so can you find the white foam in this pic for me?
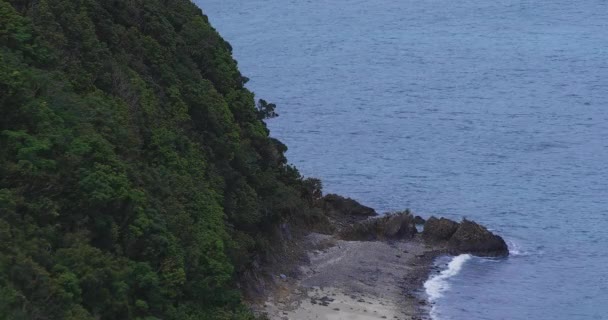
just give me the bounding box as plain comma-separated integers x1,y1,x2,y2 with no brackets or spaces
509,244,522,256
424,254,472,320
424,254,472,302
506,238,526,256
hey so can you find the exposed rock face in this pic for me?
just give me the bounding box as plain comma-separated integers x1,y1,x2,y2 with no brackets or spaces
422,217,459,242
414,215,426,225
422,216,508,257
448,219,509,257
321,194,377,217
339,211,417,241
319,194,377,232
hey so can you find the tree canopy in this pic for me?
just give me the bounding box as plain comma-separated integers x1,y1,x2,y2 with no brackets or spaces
0,1,320,319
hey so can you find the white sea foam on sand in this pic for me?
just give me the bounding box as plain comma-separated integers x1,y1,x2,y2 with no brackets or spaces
424,254,472,319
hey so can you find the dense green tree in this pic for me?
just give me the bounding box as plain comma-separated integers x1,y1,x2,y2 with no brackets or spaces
0,1,320,319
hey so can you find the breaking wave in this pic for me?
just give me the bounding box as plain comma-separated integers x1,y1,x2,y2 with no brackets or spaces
424,254,472,319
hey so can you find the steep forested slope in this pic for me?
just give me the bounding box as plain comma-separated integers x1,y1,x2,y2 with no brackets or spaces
0,1,322,319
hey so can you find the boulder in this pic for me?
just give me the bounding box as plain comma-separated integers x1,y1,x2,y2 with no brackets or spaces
414,215,426,225
422,217,509,257
340,211,417,241
422,217,459,242
448,219,509,257
321,194,377,217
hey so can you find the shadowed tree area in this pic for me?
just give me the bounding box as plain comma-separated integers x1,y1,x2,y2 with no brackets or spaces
0,1,323,318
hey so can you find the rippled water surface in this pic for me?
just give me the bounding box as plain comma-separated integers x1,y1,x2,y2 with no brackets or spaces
199,0,608,319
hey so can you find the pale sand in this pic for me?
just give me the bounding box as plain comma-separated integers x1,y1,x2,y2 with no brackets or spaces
261,234,441,320
268,287,404,320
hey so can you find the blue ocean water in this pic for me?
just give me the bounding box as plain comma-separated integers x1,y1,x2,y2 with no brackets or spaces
198,0,608,319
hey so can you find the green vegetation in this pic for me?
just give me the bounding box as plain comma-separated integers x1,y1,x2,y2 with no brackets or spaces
0,1,322,319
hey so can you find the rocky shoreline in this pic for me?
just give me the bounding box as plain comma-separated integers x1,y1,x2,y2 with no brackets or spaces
258,234,441,320
246,195,508,320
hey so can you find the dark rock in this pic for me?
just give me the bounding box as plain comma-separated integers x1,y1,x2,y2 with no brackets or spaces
280,223,292,240
422,216,459,242
423,216,508,257
448,219,509,257
321,194,377,217
339,211,417,241
414,215,426,225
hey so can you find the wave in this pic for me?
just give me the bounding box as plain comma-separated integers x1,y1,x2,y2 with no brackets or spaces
507,239,524,256
424,254,472,320
506,238,541,257
424,254,472,302
423,241,529,319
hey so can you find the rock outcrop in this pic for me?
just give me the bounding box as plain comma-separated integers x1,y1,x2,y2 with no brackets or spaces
319,194,378,232
321,194,377,217
422,216,508,257
422,217,459,241
447,219,509,257
339,211,417,241
414,215,426,225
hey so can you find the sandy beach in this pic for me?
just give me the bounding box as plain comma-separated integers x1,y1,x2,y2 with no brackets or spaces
260,234,441,320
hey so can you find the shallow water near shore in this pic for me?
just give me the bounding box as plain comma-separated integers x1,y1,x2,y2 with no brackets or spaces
200,0,608,319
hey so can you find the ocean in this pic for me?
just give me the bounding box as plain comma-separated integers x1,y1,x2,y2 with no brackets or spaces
198,0,608,319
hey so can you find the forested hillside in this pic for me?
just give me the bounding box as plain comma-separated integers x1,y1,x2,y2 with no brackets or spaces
0,1,322,319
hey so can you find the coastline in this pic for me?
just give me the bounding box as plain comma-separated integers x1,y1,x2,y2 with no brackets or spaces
257,233,443,320
244,199,508,320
